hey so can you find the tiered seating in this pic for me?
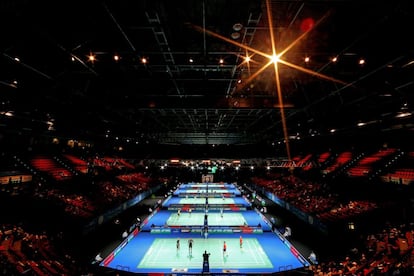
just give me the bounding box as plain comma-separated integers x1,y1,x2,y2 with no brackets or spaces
0,154,32,185
91,156,135,171
381,151,414,185
382,169,414,185
116,172,152,193
297,154,313,170
316,200,378,222
117,158,135,170
322,151,353,174
30,156,73,181
0,224,78,275
63,154,88,174
310,220,414,275
318,151,331,164
252,174,378,223
346,148,397,177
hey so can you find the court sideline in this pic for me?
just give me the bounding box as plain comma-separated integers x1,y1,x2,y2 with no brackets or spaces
89,182,323,274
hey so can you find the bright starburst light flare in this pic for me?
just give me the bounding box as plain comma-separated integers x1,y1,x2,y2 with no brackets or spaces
193,0,349,161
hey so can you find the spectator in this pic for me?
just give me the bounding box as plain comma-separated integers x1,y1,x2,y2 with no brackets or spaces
308,251,318,264
283,225,291,239
95,253,103,263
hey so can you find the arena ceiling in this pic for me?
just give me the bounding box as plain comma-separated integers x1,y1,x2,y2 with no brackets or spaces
1,0,413,154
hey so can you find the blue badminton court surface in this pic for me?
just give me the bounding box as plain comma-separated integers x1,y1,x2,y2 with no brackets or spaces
98,182,310,274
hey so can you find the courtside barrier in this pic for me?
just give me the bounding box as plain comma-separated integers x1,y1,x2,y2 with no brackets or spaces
148,225,263,234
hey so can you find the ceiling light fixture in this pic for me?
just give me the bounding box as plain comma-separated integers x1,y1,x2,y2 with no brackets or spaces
231,32,240,39
233,23,243,31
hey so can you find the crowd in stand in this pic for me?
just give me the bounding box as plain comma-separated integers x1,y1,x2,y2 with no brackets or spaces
249,172,414,275
30,171,154,219
0,224,89,275
1,150,414,275
252,174,379,222
308,221,414,275
0,153,161,275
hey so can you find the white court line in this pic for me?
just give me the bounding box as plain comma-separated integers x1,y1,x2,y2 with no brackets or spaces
243,239,273,266
256,240,268,265
254,239,273,267
148,239,164,264
145,239,181,267
141,238,271,268
248,239,261,265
